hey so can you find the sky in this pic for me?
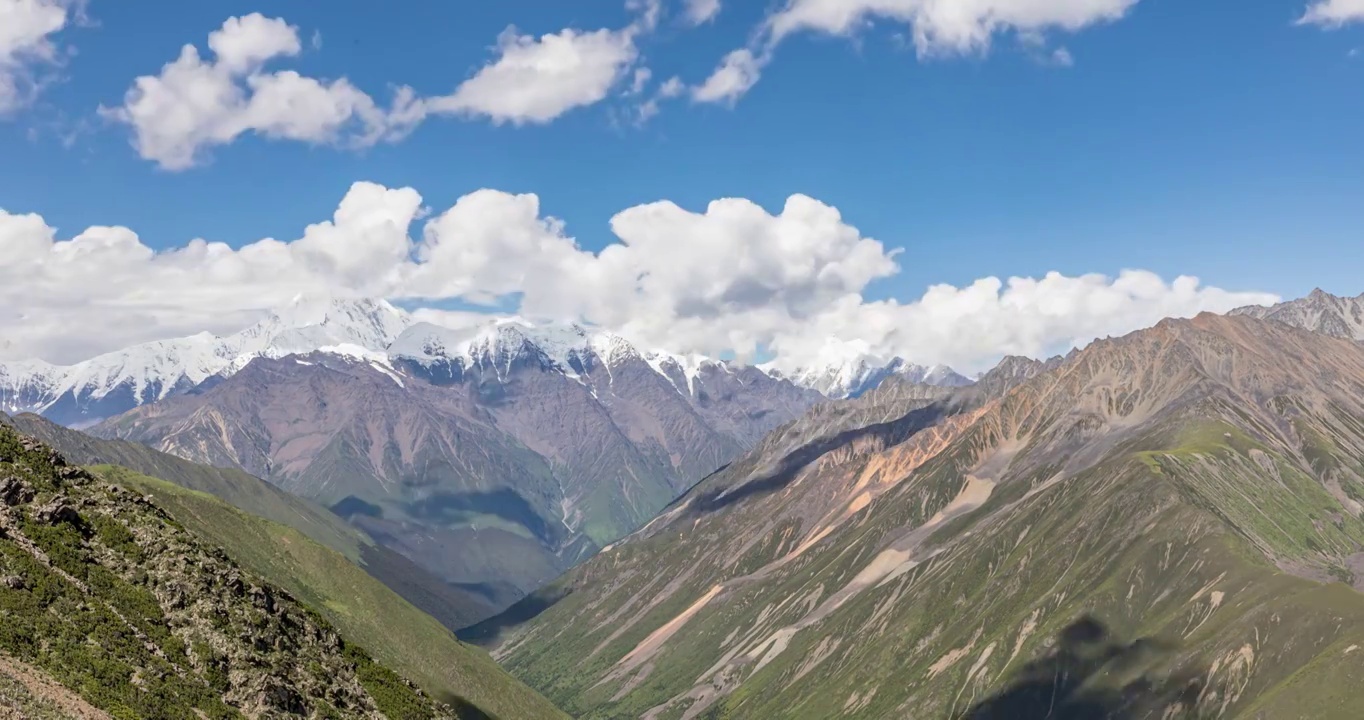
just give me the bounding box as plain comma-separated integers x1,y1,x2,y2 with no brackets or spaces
1,0,1362,373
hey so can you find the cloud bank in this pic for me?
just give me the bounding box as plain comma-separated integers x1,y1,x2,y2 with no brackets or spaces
0,182,1276,373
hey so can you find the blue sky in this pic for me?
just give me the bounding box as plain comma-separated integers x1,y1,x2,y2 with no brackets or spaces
1,0,1361,368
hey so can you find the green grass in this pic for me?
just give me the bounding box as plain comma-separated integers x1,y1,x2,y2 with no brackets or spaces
490,409,1364,719
92,465,566,720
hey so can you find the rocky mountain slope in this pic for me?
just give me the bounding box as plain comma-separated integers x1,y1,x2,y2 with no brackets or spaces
1231,288,1364,340
90,464,566,720
0,422,476,719
4,411,495,629
91,321,821,610
468,312,1364,719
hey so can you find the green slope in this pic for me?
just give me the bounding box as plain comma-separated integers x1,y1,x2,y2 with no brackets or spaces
5,412,495,629
92,464,567,720
474,314,1364,719
0,422,458,719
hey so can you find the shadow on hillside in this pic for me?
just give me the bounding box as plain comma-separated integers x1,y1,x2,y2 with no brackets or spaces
682,402,950,517
456,586,572,645
957,616,1207,720
438,693,495,720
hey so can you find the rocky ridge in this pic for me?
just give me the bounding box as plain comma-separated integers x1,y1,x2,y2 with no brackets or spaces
470,311,1364,719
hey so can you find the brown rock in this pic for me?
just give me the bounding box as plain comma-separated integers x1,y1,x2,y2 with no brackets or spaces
33,496,81,526
0,475,34,506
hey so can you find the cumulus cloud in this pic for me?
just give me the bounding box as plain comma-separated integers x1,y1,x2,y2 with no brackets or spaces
694,0,1140,104
100,13,423,170
1299,0,1364,26
0,0,77,114
692,49,766,104
0,182,1275,372
424,26,640,125
684,0,723,25
106,7,664,162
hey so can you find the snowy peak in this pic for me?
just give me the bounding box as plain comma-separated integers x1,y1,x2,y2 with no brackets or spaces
243,297,411,358
391,317,718,394
760,341,973,399
0,297,415,424
390,318,614,378
644,350,720,397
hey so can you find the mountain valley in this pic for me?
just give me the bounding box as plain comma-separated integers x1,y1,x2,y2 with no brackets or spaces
24,305,834,610
467,306,1364,719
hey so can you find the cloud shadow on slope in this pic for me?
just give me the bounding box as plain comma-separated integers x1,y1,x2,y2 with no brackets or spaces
957,616,1207,720
455,585,573,645
681,401,951,518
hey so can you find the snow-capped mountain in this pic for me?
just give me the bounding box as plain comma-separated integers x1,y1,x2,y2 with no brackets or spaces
3,295,979,428
0,298,412,426
758,339,972,399
389,318,731,399
94,312,825,608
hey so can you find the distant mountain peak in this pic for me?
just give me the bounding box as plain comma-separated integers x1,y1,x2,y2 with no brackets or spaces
0,297,415,426
1230,288,1364,341
759,339,971,398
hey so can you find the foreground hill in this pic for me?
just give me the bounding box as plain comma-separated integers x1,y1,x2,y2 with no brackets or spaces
0,415,565,719
4,412,494,628
470,313,1364,719
0,423,462,718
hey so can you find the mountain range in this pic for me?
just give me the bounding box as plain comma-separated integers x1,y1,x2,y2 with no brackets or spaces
466,293,1364,719
56,307,824,609
0,298,974,426
9,288,1364,718
0,299,980,612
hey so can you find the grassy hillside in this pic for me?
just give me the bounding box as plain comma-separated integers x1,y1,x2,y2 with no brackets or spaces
0,422,458,719
5,412,495,629
92,464,567,720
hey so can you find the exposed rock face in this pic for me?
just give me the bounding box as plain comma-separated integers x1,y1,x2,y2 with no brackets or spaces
92,334,821,611
0,423,461,719
471,313,1364,719
1231,287,1364,340
970,353,1067,399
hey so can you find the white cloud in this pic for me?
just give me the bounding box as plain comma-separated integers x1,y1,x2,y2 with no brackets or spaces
104,4,668,162
0,0,76,114
101,13,421,170
658,76,686,98
424,27,640,126
0,183,1276,372
695,0,1139,104
692,49,766,104
684,0,723,25
628,67,653,95
1299,0,1364,26
763,272,1277,375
